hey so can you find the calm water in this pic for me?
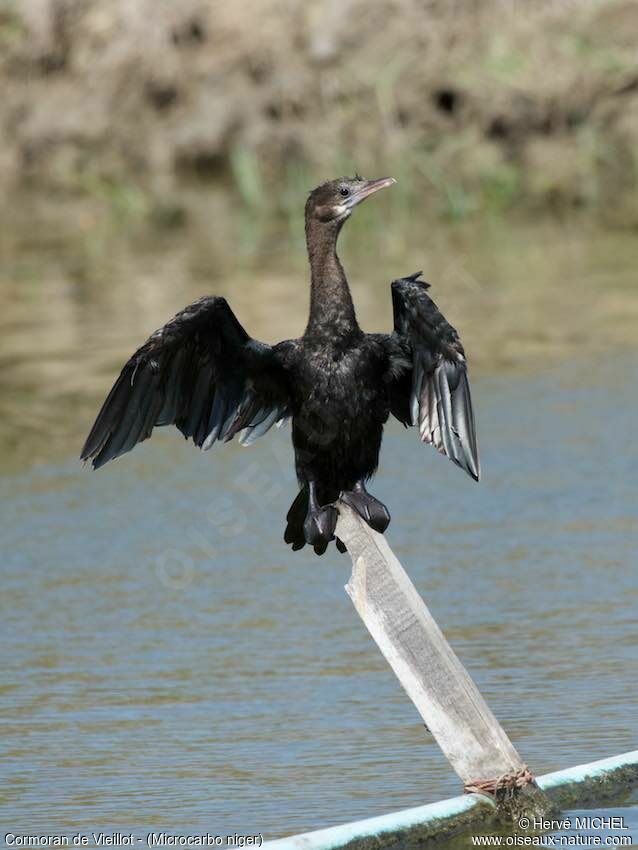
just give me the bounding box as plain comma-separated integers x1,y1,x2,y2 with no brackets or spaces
0,198,637,842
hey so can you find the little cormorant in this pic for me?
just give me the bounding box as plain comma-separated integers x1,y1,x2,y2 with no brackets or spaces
81,176,479,555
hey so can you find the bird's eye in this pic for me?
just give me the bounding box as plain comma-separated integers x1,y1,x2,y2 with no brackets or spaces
339,186,350,197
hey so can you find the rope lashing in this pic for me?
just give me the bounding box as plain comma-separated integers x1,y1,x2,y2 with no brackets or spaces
464,766,536,798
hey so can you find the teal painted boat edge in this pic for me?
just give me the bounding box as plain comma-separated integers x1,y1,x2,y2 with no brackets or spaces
539,749,638,790
262,793,494,850
538,750,638,806
264,750,638,849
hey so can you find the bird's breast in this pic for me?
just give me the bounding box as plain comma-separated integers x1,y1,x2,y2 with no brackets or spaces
290,340,389,423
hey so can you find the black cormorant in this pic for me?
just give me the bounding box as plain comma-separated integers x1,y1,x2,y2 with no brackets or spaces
81,176,479,555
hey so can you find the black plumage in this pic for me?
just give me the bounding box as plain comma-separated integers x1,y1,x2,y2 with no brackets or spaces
81,175,479,555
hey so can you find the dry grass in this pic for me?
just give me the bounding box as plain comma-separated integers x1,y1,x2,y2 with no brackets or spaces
1,0,638,217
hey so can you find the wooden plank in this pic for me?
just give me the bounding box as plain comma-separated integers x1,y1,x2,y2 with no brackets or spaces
335,502,553,816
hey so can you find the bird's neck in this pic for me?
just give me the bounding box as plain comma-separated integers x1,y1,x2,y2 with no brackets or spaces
304,218,359,340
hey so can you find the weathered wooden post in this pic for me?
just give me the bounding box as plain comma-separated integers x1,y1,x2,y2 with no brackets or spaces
336,502,555,820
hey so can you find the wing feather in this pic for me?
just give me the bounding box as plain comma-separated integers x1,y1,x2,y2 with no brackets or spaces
81,296,291,469
390,273,480,481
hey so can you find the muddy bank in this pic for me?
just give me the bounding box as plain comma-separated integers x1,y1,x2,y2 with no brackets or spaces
2,0,638,218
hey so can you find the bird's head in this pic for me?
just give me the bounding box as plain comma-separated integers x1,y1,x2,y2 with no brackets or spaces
305,175,396,225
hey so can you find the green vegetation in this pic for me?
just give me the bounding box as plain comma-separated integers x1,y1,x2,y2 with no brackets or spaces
0,1,24,47
4,0,638,227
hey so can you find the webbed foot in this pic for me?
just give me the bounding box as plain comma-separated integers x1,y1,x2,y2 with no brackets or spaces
303,481,337,555
303,505,337,554
341,481,390,533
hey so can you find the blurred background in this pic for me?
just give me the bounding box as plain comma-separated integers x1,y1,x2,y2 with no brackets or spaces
2,0,638,469
1,0,637,842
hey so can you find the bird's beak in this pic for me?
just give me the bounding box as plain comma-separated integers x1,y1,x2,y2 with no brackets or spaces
346,177,396,209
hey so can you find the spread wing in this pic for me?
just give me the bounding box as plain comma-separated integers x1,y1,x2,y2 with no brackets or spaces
81,296,291,469
389,272,480,481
